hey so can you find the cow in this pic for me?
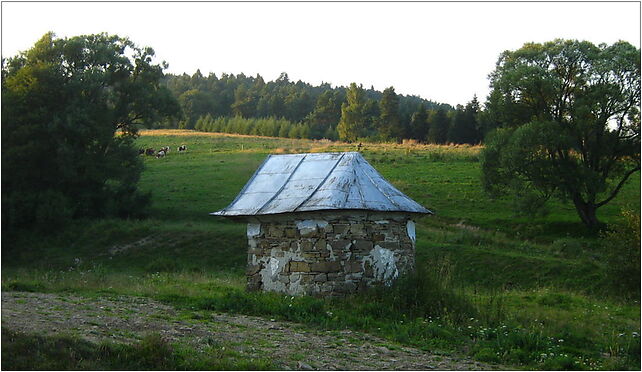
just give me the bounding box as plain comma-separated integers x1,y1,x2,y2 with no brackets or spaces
138,148,145,155
156,150,166,158
178,145,187,152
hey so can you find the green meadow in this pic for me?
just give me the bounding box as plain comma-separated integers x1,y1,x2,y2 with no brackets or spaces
3,130,640,370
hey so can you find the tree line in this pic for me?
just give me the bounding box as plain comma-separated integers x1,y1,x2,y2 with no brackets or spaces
161,71,490,144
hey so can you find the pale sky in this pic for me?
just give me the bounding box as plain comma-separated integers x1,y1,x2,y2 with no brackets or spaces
2,2,640,107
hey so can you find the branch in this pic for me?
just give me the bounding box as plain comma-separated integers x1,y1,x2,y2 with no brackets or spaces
595,165,641,208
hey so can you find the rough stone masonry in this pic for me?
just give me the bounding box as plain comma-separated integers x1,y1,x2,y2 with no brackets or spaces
245,211,416,296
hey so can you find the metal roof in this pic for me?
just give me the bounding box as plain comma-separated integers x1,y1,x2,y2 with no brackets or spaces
211,152,432,217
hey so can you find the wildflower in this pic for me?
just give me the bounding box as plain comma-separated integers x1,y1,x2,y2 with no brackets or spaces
558,339,564,343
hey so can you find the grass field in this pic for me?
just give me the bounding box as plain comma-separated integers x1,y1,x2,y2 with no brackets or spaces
3,129,640,370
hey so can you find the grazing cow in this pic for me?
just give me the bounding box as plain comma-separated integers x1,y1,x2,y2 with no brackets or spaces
178,145,187,152
162,146,170,153
156,150,166,158
145,148,155,156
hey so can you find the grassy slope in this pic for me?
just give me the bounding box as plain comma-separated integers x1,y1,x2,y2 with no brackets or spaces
3,129,640,370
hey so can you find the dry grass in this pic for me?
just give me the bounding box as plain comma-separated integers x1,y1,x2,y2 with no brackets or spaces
138,129,483,155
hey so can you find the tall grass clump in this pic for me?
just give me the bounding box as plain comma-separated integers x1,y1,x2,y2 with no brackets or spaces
366,259,482,324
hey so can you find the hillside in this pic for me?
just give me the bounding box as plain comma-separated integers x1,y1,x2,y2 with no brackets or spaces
2,130,640,370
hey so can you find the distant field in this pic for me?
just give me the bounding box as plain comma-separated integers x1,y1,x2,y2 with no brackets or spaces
3,129,640,370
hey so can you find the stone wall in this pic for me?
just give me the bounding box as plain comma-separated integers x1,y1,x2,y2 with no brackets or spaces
245,212,416,296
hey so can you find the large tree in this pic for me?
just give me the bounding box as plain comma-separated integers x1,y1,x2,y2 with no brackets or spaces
2,32,179,231
481,39,640,229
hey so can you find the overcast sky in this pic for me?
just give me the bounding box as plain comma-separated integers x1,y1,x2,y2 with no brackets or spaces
2,2,640,106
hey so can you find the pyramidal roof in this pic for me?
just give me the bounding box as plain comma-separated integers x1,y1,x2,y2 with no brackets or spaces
211,152,432,217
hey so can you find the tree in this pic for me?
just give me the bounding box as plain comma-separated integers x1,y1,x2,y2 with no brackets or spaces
338,83,368,142
305,90,344,139
2,32,179,231
427,109,450,144
378,86,402,141
178,89,212,128
448,97,481,144
409,104,429,142
231,84,257,118
481,39,640,229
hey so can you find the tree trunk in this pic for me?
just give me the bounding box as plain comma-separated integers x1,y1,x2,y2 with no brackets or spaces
572,196,601,230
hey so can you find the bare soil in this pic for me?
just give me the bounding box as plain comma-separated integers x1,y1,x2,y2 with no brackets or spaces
2,291,499,370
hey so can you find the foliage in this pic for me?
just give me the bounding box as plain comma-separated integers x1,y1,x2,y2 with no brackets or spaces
194,115,305,138
447,96,482,144
377,86,402,141
163,71,455,142
427,108,450,144
1,33,179,234
482,39,641,229
304,90,343,140
164,71,492,145
603,210,641,300
337,83,369,141
409,104,429,141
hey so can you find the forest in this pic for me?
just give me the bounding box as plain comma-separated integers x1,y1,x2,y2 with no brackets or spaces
160,71,486,144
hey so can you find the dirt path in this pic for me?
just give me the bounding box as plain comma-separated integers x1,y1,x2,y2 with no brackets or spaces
2,291,497,370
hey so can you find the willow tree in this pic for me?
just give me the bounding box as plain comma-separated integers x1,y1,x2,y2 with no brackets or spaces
482,39,640,229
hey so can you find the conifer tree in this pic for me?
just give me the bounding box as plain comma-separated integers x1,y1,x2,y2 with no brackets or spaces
427,109,450,144
378,87,402,141
338,83,367,142
410,104,429,142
